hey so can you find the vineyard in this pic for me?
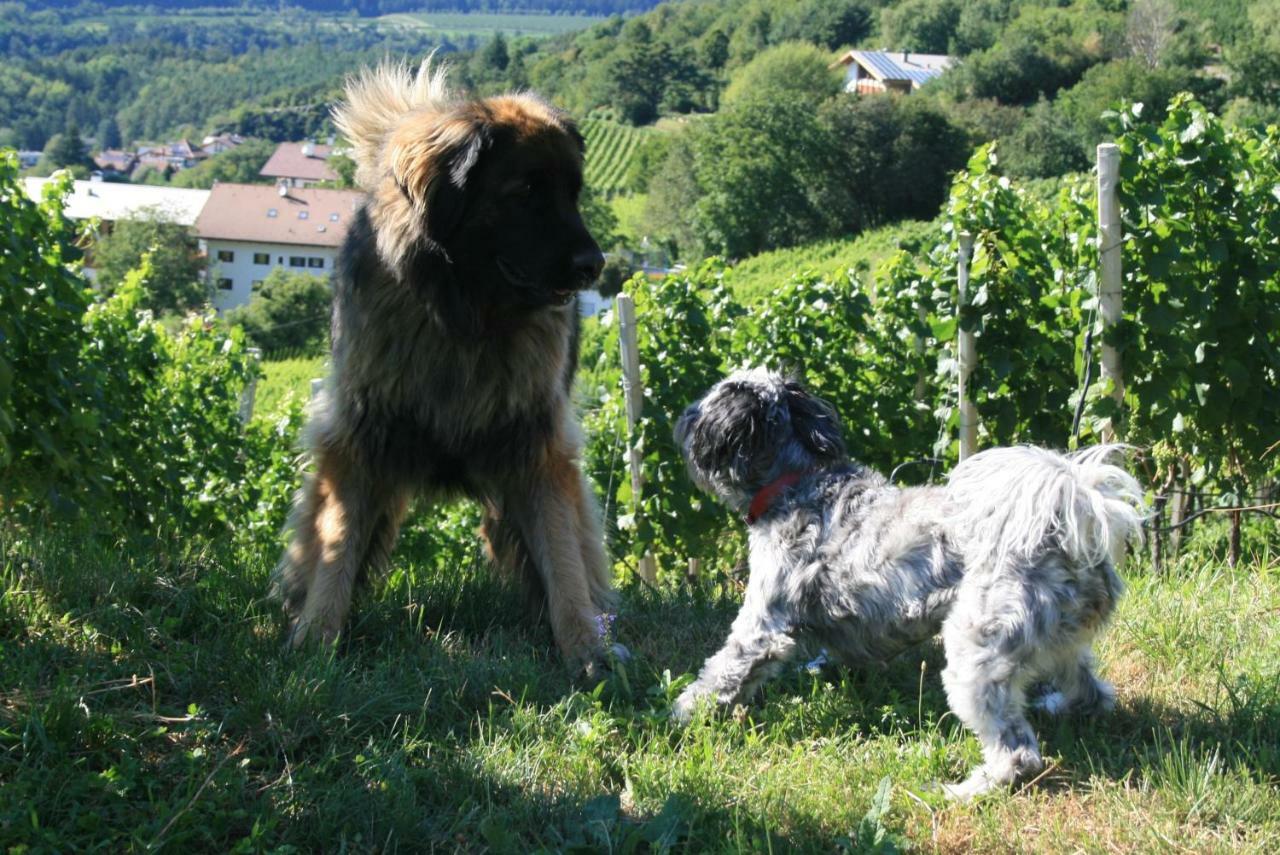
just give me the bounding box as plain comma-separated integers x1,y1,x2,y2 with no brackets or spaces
2,96,1279,851
578,95,1280,580
582,117,647,196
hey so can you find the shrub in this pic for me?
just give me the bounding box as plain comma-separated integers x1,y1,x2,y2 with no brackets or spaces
224,268,332,356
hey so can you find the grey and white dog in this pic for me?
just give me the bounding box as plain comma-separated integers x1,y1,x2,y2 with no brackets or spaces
671,369,1145,799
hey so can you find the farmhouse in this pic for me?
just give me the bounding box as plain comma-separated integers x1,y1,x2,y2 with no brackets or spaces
259,141,337,187
830,50,955,94
195,182,362,312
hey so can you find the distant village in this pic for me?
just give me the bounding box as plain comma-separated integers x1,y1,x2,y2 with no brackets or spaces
21,130,619,316
18,50,951,318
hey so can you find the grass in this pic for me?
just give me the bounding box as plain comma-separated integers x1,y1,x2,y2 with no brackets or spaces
3,517,1278,851
610,193,648,245
253,355,326,421
376,12,603,38
727,220,942,304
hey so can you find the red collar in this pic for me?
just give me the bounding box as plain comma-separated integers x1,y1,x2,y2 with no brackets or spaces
745,472,804,525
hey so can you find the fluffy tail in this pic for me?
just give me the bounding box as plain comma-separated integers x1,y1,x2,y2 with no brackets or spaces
332,56,453,190
944,445,1146,571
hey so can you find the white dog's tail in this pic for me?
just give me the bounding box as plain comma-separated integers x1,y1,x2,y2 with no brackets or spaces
945,445,1146,571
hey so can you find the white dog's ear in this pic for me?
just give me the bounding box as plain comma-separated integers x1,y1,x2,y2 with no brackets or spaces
784,382,846,460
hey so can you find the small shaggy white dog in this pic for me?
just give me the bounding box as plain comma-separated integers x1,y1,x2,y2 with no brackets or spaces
671,369,1145,799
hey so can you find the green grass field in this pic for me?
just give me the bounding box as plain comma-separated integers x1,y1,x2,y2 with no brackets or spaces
3,518,1277,851
253,355,327,421
727,220,942,304
377,11,603,38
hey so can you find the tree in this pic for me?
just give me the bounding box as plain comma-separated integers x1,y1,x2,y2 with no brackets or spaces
480,32,510,73
772,0,872,51
647,100,849,259
93,211,207,317
96,116,122,150
1226,1,1280,106
721,42,844,109
35,124,94,177
170,139,276,188
879,0,961,54
224,268,331,354
821,93,969,228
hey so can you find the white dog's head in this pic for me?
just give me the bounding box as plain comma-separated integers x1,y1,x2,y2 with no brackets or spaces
674,369,847,512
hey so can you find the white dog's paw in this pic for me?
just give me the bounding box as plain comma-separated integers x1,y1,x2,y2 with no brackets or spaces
1031,690,1070,716
670,687,705,725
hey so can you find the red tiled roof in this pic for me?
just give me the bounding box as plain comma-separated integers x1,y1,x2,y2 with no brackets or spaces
259,142,337,182
194,183,364,248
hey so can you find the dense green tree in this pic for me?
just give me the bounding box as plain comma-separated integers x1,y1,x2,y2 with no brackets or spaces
998,97,1089,179
41,123,93,175
625,132,671,194
170,139,276,188
1226,1,1280,106
96,116,121,150
772,0,872,51
821,94,969,229
952,3,1124,105
93,212,207,316
879,0,961,54
224,268,331,354
1052,58,1208,156
721,42,843,109
647,100,849,259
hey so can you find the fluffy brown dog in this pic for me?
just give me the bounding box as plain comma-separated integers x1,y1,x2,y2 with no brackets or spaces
272,60,615,674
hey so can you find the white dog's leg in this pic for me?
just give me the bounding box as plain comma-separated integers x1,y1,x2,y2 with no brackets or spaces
672,610,797,723
1033,646,1116,717
940,611,1045,801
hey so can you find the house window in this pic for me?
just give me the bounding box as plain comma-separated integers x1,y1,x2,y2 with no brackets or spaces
298,210,309,220
251,280,264,289
253,252,270,265
289,256,306,267
267,208,278,218
216,249,234,263
307,257,325,269
216,278,233,290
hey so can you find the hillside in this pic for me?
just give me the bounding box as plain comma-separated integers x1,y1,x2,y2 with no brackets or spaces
22,0,660,13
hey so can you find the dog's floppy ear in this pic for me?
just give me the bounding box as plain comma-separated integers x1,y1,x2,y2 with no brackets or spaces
784,381,846,460
388,108,490,246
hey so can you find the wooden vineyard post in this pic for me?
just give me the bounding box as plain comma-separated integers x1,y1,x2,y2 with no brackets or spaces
616,294,658,585
1097,143,1125,442
956,231,977,461
239,347,262,425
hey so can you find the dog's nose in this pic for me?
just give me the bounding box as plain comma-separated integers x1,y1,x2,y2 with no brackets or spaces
572,248,605,284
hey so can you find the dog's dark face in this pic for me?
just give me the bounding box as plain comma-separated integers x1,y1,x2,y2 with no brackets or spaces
675,369,847,510
389,95,603,323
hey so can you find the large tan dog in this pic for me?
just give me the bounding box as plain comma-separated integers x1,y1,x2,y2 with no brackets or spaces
272,60,615,675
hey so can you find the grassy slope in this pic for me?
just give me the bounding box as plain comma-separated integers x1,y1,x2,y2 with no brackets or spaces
254,355,326,421
2,524,1277,851
727,219,941,304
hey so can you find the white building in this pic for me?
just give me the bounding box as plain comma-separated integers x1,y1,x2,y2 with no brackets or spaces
23,176,210,227
22,176,211,279
194,182,363,312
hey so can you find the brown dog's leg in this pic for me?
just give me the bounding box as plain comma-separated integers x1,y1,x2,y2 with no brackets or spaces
275,445,405,647
572,468,616,614
481,501,547,620
505,447,609,673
